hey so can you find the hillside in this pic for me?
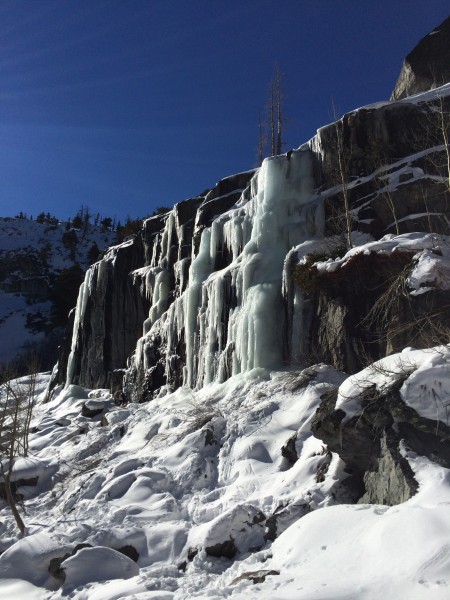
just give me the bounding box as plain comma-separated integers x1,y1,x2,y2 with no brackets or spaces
1,17,450,600
0,217,116,371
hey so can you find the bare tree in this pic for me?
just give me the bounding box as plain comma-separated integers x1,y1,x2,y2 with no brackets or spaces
258,66,286,162
258,114,264,167
0,360,39,536
416,86,450,191
276,66,283,155
372,161,400,235
332,103,353,249
433,90,450,192
407,86,450,243
270,79,276,156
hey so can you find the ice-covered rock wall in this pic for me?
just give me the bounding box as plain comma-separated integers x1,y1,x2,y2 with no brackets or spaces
124,149,322,400
60,83,450,400
62,149,324,399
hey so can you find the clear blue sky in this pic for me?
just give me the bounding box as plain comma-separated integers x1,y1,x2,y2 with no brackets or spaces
1,0,449,222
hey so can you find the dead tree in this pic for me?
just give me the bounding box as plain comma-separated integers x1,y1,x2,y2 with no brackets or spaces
258,66,286,163
0,362,38,536
332,105,353,250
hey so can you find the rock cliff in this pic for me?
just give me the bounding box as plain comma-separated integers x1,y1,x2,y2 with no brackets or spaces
391,15,450,100
3,20,450,598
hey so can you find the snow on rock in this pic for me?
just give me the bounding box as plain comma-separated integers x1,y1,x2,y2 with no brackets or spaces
314,233,445,274
61,546,139,592
187,503,267,558
408,248,450,294
336,346,450,424
0,456,49,483
0,532,72,590
308,232,450,300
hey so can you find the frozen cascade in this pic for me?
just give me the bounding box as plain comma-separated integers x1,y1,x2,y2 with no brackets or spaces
131,148,324,394
65,149,323,396
65,260,106,387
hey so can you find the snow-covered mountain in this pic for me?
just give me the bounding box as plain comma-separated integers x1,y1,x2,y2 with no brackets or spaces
0,217,116,371
1,17,450,600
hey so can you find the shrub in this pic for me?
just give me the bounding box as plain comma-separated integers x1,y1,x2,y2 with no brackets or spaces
293,248,414,295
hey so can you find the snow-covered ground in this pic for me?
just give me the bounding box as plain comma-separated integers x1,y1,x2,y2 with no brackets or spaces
1,349,450,599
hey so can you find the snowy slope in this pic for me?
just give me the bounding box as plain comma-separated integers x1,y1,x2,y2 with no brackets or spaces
0,351,450,599
0,217,115,366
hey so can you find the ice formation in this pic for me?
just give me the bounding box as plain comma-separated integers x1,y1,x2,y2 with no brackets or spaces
111,148,325,394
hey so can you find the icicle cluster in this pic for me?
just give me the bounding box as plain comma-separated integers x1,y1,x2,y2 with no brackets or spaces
129,148,323,393
65,148,324,395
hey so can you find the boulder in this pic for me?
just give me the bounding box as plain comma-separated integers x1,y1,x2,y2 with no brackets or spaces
311,375,450,505
61,546,139,592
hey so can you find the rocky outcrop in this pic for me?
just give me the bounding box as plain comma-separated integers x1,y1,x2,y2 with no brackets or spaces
391,16,450,100
311,97,450,237
301,253,450,374
62,236,150,388
312,376,450,505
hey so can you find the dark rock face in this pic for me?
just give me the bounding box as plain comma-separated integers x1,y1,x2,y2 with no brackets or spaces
287,234,450,375
312,103,426,185
281,434,298,464
391,16,450,100
61,235,150,389
312,379,450,506
48,543,93,583
0,477,39,501
360,430,417,505
231,570,280,585
205,539,237,560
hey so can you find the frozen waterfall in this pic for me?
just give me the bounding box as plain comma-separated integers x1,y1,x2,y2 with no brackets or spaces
134,148,323,391
65,148,324,395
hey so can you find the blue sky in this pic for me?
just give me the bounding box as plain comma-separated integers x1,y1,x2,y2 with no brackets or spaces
0,0,449,222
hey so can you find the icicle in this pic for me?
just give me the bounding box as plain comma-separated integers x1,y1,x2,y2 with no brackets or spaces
126,148,324,396
66,265,98,386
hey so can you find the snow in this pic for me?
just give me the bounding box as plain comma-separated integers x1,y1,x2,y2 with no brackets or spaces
0,531,72,590
62,546,139,592
0,217,115,366
408,248,450,294
253,473,450,600
336,346,450,424
0,579,47,600
0,367,347,597
397,81,450,105
2,352,449,598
